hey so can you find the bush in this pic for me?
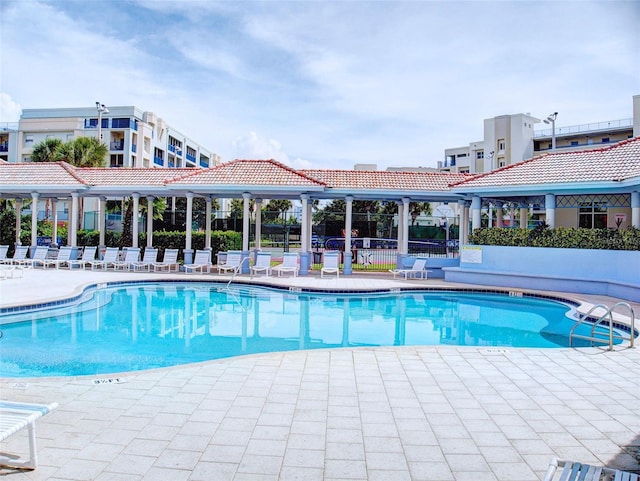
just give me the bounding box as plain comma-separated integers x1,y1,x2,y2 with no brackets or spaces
468,226,640,251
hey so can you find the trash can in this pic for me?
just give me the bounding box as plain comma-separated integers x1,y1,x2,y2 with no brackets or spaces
313,251,323,264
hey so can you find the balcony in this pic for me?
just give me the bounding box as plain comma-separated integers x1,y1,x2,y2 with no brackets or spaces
534,118,632,138
131,144,137,153
186,153,196,162
153,156,164,166
0,143,8,152
199,159,209,168
110,141,124,151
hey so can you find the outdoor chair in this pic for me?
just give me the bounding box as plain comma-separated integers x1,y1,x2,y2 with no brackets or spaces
0,265,24,279
184,249,212,274
152,248,180,272
67,246,97,269
251,251,272,277
389,257,430,279
543,458,639,481
273,252,299,277
42,246,73,269
8,246,29,266
217,251,244,275
23,246,49,268
320,251,340,278
0,245,9,264
113,247,141,271
131,247,158,272
88,247,120,270
0,400,59,470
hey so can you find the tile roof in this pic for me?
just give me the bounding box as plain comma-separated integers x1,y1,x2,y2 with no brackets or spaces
170,159,326,187
0,161,86,186
454,136,640,189
78,167,195,185
301,169,470,191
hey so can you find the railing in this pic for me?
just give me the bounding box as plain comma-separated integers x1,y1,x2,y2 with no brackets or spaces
534,118,633,138
153,156,164,166
186,153,196,162
569,302,636,350
110,142,124,151
131,144,136,153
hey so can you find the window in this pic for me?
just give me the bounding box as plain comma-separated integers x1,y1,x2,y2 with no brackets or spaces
498,157,506,167
602,137,610,143
25,135,34,144
476,151,484,160
578,201,607,228
571,141,579,146
110,154,124,167
111,118,131,129
456,153,468,158
498,139,506,152
459,168,470,174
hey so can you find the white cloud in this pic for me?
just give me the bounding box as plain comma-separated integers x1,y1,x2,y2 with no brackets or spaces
0,93,22,122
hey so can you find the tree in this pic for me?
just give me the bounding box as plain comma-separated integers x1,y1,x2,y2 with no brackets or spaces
409,202,432,225
55,136,108,167
265,199,292,224
31,138,63,163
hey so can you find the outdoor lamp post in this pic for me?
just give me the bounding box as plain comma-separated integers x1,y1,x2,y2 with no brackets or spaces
543,112,558,151
96,101,109,143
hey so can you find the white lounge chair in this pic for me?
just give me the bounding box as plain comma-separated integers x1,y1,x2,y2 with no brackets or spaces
42,246,73,269
217,251,244,275
543,458,639,481
389,257,429,279
0,265,24,279
23,246,49,268
131,247,158,272
320,251,340,278
88,247,120,270
0,245,10,264
251,251,272,277
0,400,59,470
152,248,180,272
67,246,97,269
184,249,212,273
8,246,29,266
113,247,141,271
273,252,299,277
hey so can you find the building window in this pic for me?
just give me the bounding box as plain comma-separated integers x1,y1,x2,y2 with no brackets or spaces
110,154,124,167
498,139,506,152
578,201,607,228
498,157,506,167
476,151,484,160
602,137,610,143
571,141,579,146
25,135,34,144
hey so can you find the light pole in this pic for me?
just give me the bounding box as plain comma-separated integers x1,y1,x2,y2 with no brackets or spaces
96,102,109,144
543,112,558,151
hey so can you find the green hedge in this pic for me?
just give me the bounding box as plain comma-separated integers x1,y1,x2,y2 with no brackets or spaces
468,226,640,251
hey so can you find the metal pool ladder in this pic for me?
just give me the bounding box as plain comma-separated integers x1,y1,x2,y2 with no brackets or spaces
569,302,636,350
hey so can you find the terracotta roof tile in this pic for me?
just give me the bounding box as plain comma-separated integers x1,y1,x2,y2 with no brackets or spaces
0,162,86,186
78,167,196,185
301,169,470,191
454,136,640,189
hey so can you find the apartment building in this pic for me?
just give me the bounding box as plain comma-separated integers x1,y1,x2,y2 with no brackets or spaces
10,105,219,169
439,94,640,174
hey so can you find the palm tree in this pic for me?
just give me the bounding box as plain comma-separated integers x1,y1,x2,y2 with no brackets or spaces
409,202,432,225
265,199,293,224
31,138,64,219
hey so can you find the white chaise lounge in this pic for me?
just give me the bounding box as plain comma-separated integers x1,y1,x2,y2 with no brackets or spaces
0,400,58,470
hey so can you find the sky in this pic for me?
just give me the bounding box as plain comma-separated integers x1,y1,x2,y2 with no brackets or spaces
1,0,639,170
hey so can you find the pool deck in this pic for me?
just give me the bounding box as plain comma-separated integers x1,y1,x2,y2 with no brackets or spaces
1,268,639,480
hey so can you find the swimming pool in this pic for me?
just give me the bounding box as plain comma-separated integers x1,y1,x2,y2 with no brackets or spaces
0,282,608,378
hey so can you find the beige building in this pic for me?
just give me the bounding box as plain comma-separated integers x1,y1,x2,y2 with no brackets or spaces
440,94,640,174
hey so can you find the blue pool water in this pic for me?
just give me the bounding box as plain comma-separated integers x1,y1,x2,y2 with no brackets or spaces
0,282,604,378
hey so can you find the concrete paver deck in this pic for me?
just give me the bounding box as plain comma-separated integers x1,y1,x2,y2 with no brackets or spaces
1,268,639,480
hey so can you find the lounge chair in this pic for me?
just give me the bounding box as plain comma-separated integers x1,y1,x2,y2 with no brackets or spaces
0,265,24,279
273,252,299,277
543,458,639,481
152,248,180,272
251,251,272,277
0,245,9,264
67,246,97,269
9,246,30,266
88,247,120,270
184,249,212,273
131,247,158,272
23,246,49,268
42,246,73,269
320,251,340,278
0,400,59,469
113,247,141,271
217,251,244,275
389,257,429,279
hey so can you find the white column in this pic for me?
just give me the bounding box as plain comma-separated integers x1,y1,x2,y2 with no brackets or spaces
69,193,79,247
471,195,481,232
99,196,107,248
401,197,410,254
14,198,22,246
545,194,556,229
458,199,467,245
300,194,309,253
51,199,58,245
306,203,313,251
146,196,154,247
132,193,140,248
631,191,640,228
242,192,251,252
255,198,262,250
185,193,193,251
30,192,39,247
495,201,503,228
205,196,212,249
